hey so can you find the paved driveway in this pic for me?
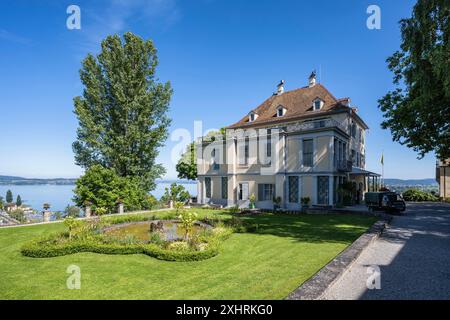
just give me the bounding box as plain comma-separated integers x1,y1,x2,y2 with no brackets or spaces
322,202,450,300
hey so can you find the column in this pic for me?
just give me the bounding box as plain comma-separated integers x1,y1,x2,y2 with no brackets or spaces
197,179,203,204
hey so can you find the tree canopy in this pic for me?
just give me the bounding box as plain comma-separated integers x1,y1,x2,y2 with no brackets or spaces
72,32,172,191
176,142,197,181
6,190,13,204
160,183,191,204
175,129,225,181
73,164,148,213
378,0,450,160
16,195,22,207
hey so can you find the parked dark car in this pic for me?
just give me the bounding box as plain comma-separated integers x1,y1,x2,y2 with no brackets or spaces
365,191,406,214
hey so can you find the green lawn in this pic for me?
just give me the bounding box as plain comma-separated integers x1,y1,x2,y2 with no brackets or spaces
0,209,376,300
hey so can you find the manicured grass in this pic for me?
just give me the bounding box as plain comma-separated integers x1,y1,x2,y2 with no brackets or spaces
0,209,377,299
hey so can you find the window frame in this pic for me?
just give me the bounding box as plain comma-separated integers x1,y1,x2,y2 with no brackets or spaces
205,177,212,199
288,176,300,203
221,177,228,200
302,139,314,167
258,183,275,201
313,99,322,111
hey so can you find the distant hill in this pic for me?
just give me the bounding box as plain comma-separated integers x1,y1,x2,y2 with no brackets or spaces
0,175,77,185
0,175,26,181
0,175,196,186
384,178,437,186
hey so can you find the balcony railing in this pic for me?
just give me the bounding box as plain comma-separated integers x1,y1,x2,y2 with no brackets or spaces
287,119,348,134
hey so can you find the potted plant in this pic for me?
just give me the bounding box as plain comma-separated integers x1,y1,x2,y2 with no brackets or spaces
300,197,311,211
273,196,282,211
249,193,256,209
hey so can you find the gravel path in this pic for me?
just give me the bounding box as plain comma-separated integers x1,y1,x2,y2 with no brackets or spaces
322,202,450,300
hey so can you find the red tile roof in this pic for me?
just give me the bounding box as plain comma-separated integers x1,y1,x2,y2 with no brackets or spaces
227,84,360,129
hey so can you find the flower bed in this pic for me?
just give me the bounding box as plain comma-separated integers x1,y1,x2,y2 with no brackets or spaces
21,213,233,262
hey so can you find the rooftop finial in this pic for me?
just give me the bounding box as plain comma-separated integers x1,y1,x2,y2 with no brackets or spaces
274,80,285,95
308,70,317,87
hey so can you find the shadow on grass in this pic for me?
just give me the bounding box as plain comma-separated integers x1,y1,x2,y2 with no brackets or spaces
238,213,376,245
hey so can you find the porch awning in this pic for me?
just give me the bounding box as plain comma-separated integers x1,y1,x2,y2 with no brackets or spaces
349,167,381,177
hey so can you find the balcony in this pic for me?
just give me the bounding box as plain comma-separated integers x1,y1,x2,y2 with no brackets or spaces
335,160,352,172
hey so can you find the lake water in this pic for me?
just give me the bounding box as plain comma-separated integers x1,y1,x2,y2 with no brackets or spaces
0,182,197,212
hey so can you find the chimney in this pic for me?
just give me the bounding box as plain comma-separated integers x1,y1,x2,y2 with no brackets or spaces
274,80,285,95
308,71,317,87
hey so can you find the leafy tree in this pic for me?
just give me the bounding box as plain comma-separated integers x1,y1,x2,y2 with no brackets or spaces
16,195,22,207
378,0,450,160
176,142,197,180
72,32,172,191
43,203,51,211
64,205,81,218
178,211,198,240
0,197,4,210
9,209,25,223
160,183,190,204
176,129,225,181
73,164,148,213
54,211,63,220
143,194,159,210
6,190,13,204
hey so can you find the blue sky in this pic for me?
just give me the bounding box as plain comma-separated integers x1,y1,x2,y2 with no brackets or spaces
0,0,436,180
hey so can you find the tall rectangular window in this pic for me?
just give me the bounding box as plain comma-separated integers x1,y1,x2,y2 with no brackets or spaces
288,176,299,203
258,184,274,201
212,148,219,170
244,137,249,164
221,177,228,199
205,177,211,198
303,139,314,167
333,138,338,167
343,142,347,162
238,138,249,165
238,183,249,200
266,129,272,158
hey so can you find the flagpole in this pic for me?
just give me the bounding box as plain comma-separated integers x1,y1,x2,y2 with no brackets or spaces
381,151,384,189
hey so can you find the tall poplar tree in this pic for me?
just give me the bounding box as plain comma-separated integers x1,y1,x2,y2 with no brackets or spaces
6,190,13,204
73,32,172,191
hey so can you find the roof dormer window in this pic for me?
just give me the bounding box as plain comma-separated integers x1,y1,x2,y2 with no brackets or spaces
313,98,323,111
276,105,286,117
249,112,258,122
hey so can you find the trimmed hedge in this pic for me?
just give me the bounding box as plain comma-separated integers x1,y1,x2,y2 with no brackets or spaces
21,209,241,262
21,234,220,262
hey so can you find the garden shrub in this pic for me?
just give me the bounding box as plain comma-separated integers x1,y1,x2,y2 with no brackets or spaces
64,205,81,218
228,205,240,214
402,189,439,202
8,209,26,223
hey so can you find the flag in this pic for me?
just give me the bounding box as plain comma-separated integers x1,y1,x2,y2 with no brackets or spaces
380,153,384,166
